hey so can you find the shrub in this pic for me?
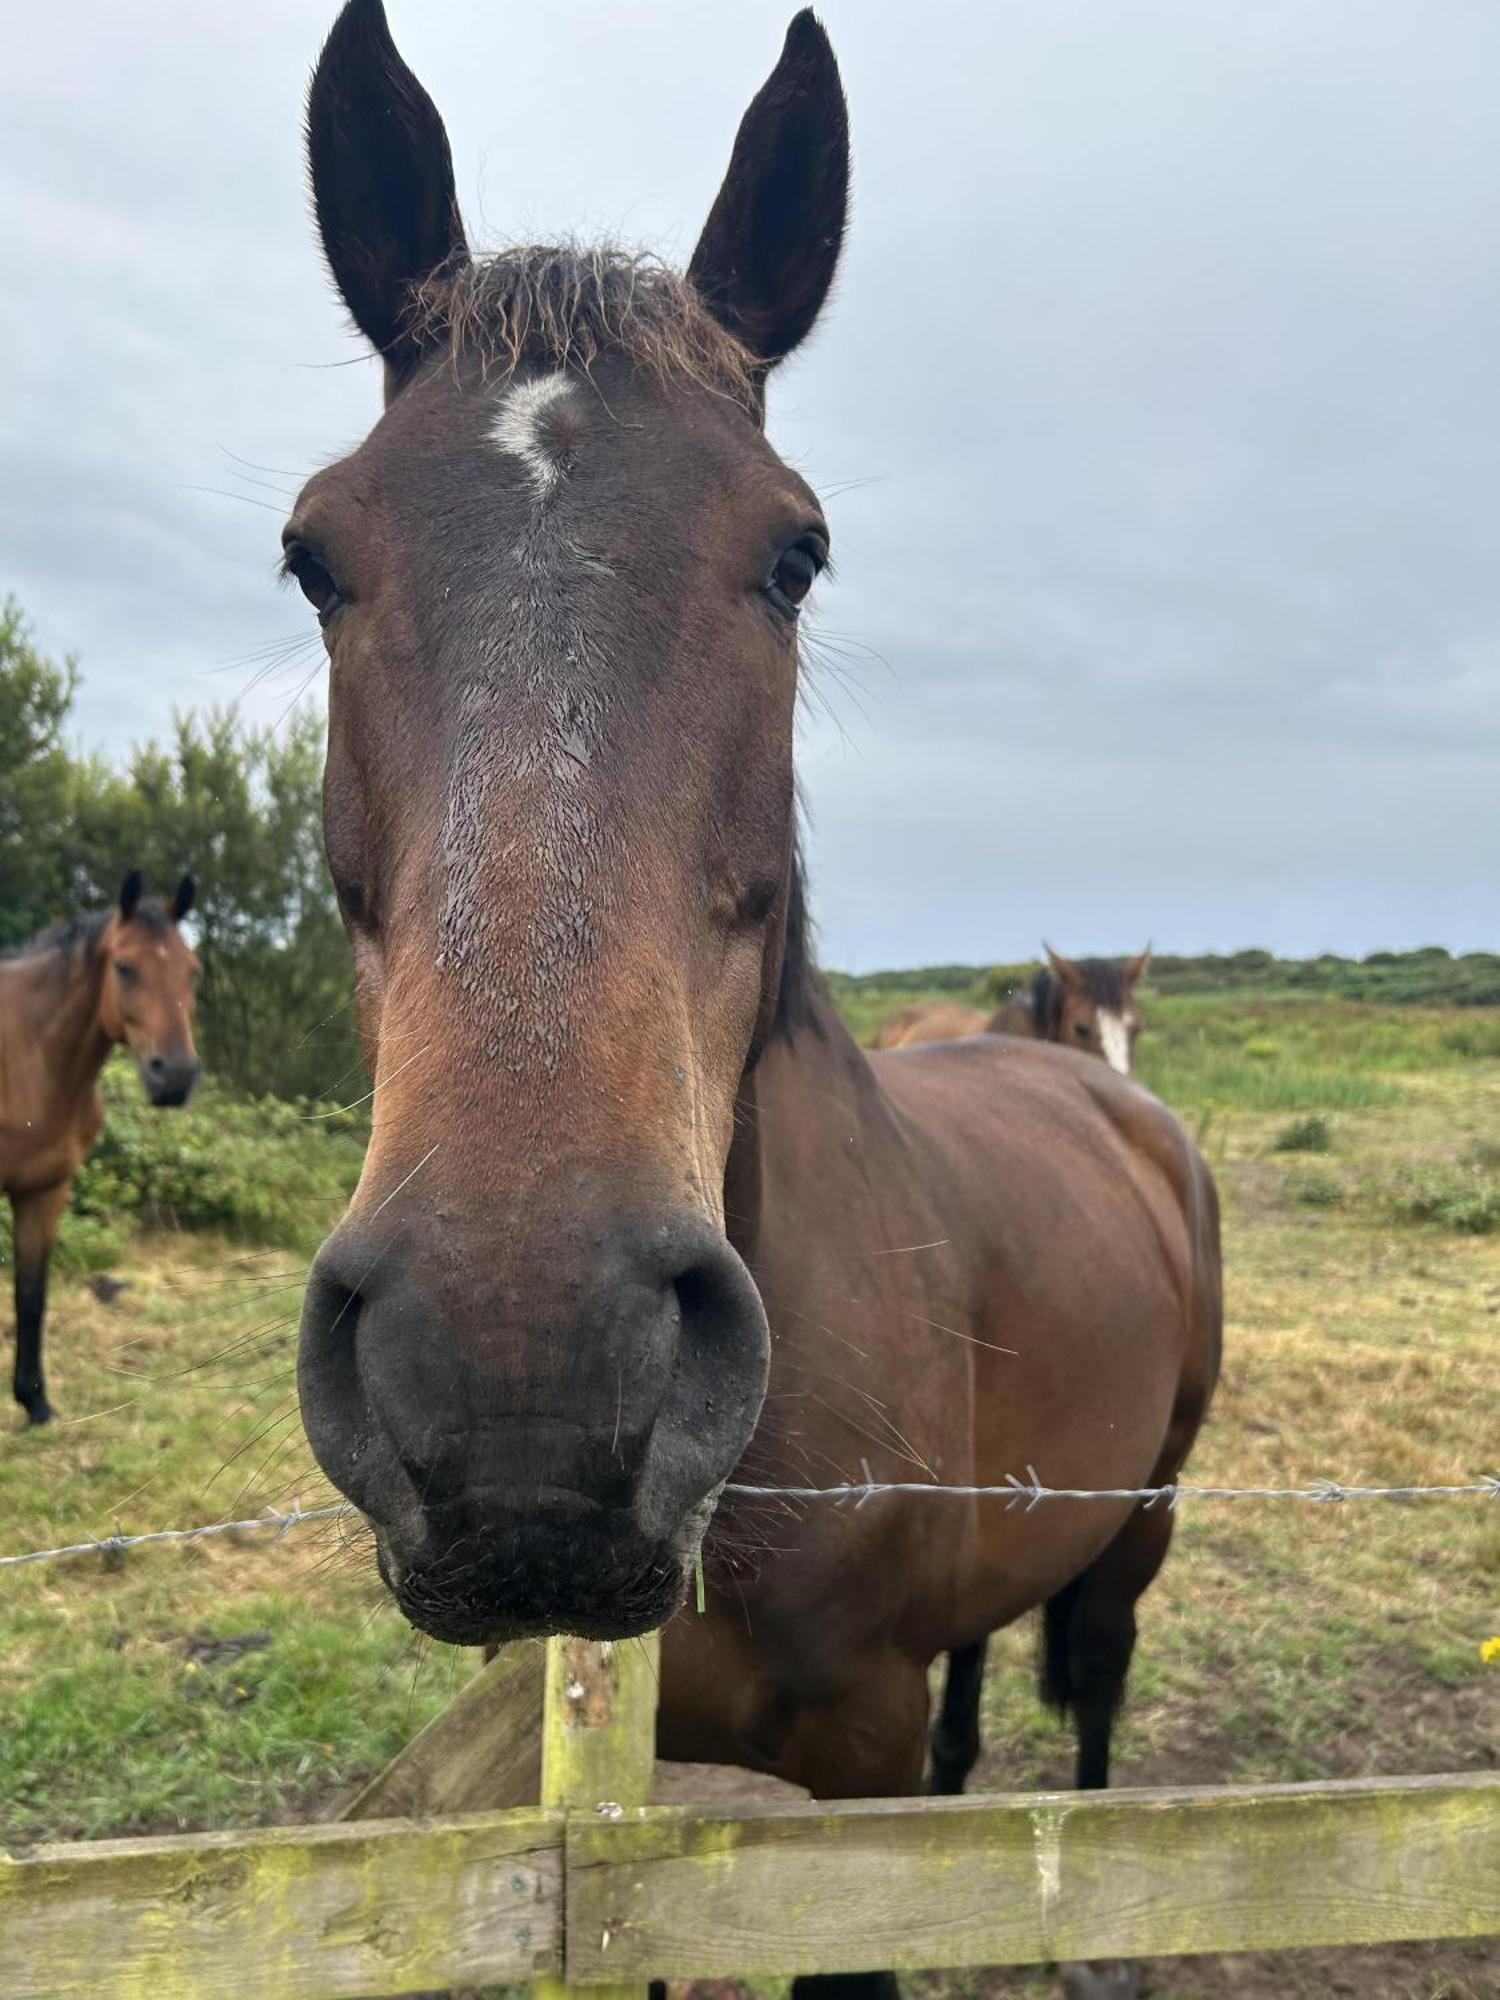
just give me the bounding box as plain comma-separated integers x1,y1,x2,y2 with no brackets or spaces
1387,1165,1500,1237
1283,1165,1345,1208
1273,1115,1333,1154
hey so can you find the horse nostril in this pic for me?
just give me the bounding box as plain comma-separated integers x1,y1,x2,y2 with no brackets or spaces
317,1278,363,1350
673,1260,739,1350
667,1240,770,1422
147,1056,166,1078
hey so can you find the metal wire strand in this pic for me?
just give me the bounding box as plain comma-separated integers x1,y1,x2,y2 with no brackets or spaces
0,1503,347,1571
2,1473,1497,1571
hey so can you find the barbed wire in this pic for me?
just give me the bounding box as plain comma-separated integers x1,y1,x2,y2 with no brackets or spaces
2,1471,1497,1573
0,1503,347,1572
724,1470,1500,1513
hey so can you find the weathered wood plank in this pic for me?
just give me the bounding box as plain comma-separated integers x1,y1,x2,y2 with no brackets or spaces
542,1634,661,1814
540,1633,661,2000
566,1771,1500,1980
0,1810,562,2000
343,1642,545,1820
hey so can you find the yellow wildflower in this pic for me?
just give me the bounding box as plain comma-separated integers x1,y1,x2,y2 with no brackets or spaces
1481,1636,1500,1665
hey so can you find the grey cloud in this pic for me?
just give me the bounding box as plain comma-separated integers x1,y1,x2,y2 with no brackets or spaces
3,0,1496,960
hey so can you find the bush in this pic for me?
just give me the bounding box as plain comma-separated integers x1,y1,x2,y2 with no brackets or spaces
1283,1165,1345,1209
1273,1115,1333,1154
1386,1165,1500,1237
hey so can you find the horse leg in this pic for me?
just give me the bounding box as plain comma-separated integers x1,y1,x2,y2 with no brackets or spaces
781,1653,929,2000
928,1637,989,1794
1042,1501,1176,2000
11,1182,69,1426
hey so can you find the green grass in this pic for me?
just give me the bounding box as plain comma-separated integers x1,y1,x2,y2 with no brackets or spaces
0,1242,459,1841
1131,995,1484,1111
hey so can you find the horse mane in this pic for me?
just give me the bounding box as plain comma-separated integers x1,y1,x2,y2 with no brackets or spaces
771,843,829,1041
405,244,760,413
1028,967,1062,1036
1,902,171,973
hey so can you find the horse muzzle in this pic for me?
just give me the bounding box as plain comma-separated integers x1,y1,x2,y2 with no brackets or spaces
297,1203,769,1640
143,1053,202,1106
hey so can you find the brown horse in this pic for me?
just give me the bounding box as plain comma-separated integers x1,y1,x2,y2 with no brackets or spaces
1,873,199,1424
288,9,1220,1995
870,948,1149,1073
989,945,1150,1073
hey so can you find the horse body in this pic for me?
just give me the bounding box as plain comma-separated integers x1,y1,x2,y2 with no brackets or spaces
662,994,1219,1798
867,999,990,1049
0,955,109,1197
1,875,199,1423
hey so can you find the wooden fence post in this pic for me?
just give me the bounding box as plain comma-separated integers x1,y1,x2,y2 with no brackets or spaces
537,1631,661,1999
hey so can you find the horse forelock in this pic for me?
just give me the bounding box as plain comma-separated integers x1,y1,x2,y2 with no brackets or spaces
404,244,761,417
1074,959,1133,1010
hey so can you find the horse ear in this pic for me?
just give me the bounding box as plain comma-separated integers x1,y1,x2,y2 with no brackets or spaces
171,875,196,923
688,11,849,368
1125,943,1151,985
1043,942,1084,991
118,870,143,921
307,0,468,382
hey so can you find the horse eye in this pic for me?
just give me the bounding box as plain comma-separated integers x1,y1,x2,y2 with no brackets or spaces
283,542,346,627
766,535,827,616
114,960,139,984
1073,1023,1089,1039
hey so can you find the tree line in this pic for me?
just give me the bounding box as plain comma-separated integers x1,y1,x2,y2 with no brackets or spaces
0,596,361,1101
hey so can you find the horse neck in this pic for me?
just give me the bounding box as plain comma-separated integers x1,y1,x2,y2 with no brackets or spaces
3,946,114,1110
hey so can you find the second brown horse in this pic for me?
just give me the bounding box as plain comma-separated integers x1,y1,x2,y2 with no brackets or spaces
872,944,1150,1073
1,873,199,1424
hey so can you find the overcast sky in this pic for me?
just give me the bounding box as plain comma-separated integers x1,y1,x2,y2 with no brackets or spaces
4,1,1497,967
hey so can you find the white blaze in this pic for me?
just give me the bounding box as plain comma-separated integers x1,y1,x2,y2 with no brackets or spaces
1098,1011,1132,1076
490,373,574,495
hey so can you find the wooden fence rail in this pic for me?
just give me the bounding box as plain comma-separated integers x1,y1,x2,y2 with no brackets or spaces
3,1631,1497,1999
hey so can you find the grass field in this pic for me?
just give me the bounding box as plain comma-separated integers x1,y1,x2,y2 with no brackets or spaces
2,993,1497,1997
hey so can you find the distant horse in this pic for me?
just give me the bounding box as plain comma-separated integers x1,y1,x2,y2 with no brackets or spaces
867,999,990,1049
0,873,199,1424
871,947,1149,1074
287,12,1220,1999
990,945,1150,1074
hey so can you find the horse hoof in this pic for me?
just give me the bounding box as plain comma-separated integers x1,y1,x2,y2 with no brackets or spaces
1060,1962,1140,2000
24,1401,54,1427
